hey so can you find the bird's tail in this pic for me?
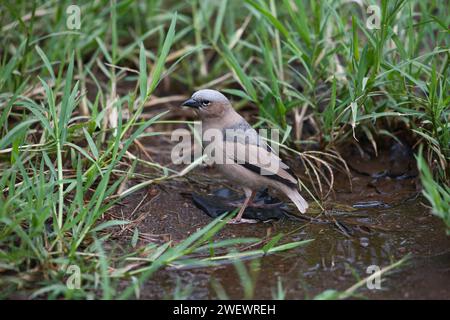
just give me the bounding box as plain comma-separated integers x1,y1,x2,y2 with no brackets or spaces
278,184,308,213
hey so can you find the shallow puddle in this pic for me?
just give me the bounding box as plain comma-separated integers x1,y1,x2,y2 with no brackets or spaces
111,139,450,299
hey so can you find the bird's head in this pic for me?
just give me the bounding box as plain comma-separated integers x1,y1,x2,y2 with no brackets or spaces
181,89,231,119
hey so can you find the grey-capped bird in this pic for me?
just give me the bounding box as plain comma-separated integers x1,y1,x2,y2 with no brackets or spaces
182,89,308,223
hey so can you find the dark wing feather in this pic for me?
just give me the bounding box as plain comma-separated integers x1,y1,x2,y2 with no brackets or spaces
241,163,297,187
221,141,298,188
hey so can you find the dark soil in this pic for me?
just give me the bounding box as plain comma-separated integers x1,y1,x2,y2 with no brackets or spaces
108,133,450,300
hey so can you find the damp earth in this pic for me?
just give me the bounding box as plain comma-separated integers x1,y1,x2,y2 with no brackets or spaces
109,136,450,300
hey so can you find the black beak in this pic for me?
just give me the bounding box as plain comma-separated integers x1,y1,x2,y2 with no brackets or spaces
181,98,201,109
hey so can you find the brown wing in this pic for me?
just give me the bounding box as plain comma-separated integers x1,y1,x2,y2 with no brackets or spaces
222,141,297,187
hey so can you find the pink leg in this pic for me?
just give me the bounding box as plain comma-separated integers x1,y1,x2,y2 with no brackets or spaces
228,189,256,224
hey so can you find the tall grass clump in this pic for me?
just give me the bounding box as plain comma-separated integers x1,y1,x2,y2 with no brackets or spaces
0,2,182,297
210,0,448,180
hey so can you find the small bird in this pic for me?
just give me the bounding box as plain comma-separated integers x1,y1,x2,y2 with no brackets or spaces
182,89,308,223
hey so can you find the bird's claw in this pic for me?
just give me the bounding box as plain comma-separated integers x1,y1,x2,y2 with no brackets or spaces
227,218,258,224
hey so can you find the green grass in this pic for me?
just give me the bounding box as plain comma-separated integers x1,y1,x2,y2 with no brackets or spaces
417,147,450,235
0,0,448,299
314,256,409,300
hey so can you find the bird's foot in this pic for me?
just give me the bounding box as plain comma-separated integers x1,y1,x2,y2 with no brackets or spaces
227,217,258,224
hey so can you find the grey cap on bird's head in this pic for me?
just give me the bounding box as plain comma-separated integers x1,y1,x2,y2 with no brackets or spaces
179,88,309,221
181,89,229,109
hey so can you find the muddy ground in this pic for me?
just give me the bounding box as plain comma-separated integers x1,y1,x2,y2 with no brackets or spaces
108,131,450,300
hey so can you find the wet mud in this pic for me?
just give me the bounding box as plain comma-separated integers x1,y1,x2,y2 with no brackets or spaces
110,136,450,299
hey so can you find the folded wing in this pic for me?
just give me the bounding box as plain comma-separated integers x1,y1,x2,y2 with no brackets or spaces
221,141,297,188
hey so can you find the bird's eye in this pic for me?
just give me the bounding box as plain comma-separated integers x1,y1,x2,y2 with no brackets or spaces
202,100,210,106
